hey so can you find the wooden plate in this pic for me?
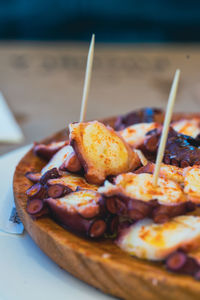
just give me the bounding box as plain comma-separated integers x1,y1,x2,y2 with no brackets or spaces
13,114,200,300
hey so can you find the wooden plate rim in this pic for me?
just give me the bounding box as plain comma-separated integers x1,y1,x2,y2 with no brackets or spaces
13,113,200,300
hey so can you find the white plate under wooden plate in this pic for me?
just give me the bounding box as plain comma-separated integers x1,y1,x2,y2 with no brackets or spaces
0,146,111,300
13,114,200,300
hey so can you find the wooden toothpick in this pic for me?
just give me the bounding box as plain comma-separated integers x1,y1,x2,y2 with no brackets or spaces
153,69,181,186
79,34,95,122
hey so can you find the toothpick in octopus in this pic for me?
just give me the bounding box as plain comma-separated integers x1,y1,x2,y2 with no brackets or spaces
79,34,95,122
153,69,181,186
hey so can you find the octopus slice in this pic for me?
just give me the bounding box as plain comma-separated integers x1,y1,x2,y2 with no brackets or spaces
99,173,186,206
40,168,60,185
114,107,163,130
47,173,99,192
165,207,200,277
135,162,184,183
34,141,68,160
171,118,200,138
45,190,106,238
69,121,141,185
183,166,200,203
116,216,200,261
26,199,49,219
25,172,41,183
41,145,81,175
27,199,44,215
143,127,200,167
99,173,193,223
119,122,162,149
26,182,47,200
165,249,200,279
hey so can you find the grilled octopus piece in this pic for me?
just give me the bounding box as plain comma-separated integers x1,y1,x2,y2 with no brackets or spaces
26,168,63,219
103,195,194,224
26,198,50,219
45,190,107,238
33,141,68,161
40,145,82,176
99,173,196,224
116,215,200,281
143,127,200,167
26,183,47,200
135,162,184,184
114,107,163,130
166,250,200,280
25,172,41,183
25,167,108,238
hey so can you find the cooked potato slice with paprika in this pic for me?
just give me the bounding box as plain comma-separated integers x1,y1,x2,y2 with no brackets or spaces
69,121,140,184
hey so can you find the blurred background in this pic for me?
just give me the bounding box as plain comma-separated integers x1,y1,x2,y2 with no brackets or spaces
1,0,200,154
0,0,199,43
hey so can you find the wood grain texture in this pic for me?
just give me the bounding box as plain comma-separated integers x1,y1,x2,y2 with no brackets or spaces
13,114,200,300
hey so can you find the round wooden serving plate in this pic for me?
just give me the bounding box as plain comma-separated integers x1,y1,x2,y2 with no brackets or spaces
13,114,200,300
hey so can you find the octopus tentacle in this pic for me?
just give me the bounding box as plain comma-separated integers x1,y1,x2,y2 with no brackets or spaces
104,195,195,224
34,141,68,161
45,191,107,238
166,250,200,279
143,127,200,167
25,172,41,183
115,108,163,130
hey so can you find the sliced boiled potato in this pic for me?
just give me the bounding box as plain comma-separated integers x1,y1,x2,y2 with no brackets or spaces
69,121,140,184
117,216,200,261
